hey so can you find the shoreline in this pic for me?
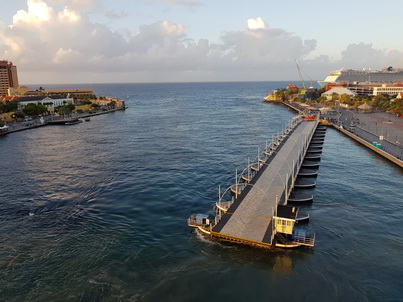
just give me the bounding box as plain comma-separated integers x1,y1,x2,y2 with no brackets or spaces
329,123,403,168
280,101,403,168
1,106,126,135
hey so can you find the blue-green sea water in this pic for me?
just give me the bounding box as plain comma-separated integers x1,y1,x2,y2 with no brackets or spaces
0,82,402,301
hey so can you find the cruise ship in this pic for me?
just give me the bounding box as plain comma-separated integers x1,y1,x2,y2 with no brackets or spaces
318,66,403,87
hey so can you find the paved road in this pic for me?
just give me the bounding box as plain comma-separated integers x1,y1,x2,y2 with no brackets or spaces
327,109,403,159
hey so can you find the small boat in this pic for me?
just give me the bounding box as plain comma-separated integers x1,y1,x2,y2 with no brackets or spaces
301,161,320,168
294,179,316,188
295,211,310,223
304,156,321,162
298,169,318,177
84,117,91,121
308,145,323,151
288,192,313,203
65,119,83,125
307,148,322,154
311,139,324,144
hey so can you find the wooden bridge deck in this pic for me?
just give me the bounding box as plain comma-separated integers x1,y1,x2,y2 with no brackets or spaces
212,121,318,246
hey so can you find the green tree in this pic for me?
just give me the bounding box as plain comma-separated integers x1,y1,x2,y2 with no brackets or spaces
317,96,328,105
108,101,116,109
91,103,101,110
390,99,403,116
331,93,340,101
22,103,48,116
66,104,76,112
0,100,19,113
14,111,26,120
55,105,71,117
340,94,351,105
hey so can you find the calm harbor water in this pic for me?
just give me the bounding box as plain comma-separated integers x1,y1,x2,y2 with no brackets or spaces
0,82,402,301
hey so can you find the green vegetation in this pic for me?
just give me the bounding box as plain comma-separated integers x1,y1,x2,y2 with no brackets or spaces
76,95,97,102
22,103,48,116
14,111,26,119
91,103,101,110
0,100,18,113
276,86,403,116
107,101,116,109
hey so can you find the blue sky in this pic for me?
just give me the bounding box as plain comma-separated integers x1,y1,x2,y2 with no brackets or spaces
1,0,403,84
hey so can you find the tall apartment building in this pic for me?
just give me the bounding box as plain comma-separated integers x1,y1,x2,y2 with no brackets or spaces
0,60,19,96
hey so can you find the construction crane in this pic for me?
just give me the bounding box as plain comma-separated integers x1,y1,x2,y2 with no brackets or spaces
296,60,306,89
295,60,314,89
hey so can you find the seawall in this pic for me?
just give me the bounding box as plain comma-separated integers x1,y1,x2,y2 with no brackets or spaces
330,123,403,168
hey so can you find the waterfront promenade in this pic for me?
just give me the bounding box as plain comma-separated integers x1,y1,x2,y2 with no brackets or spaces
283,101,403,166
337,110,403,159
0,107,125,135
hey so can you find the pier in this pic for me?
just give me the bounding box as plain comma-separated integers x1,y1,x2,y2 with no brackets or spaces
188,115,326,249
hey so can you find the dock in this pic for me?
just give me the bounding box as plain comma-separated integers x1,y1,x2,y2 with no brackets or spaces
188,115,326,249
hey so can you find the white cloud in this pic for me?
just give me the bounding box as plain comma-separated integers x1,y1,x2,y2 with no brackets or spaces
247,17,265,30
1,2,403,84
58,7,81,22
52,48,82,64
158,0,203,7
69,0,95,10
13,0,53,24
46,0,95,10
338,43,403,70
104,10,128,20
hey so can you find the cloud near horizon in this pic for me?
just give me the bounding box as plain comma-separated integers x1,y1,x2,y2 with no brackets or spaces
1,0,403,83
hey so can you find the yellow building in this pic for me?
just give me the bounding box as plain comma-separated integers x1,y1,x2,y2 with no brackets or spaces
23,89,94,98
273,205,298,235
91,97,125,108
18,96,74,113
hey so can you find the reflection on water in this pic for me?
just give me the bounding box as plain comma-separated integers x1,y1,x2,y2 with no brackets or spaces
0,82,402,301
273,255,293,274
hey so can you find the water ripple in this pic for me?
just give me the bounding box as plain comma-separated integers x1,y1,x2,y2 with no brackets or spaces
0,82,402,301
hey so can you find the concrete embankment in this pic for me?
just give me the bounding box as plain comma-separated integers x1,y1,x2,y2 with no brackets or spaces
330,123,403,168
2,107,126,135
273,101,403,168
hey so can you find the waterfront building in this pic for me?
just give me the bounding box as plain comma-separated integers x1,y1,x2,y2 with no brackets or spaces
321,87,357,100
0,61,19,97
18,96,74,113
325,82,403,97
23,89,94,98
8,86,29,96
372,85,403,96
91,97,125,108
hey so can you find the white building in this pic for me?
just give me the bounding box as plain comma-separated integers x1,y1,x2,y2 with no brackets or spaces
321,87,357,100
372,85,403,96
18,96,74,113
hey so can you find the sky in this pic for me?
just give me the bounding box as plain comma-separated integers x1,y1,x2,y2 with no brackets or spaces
1,0,403,84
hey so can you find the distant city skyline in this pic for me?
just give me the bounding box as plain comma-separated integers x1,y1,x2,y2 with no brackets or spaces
1,0,403,84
